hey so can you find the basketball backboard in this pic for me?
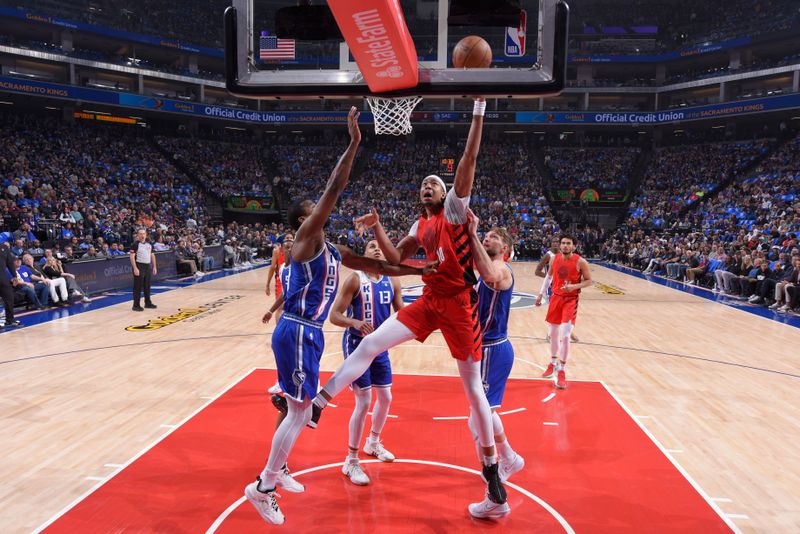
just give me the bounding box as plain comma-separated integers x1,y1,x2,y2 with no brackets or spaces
225,0,568,99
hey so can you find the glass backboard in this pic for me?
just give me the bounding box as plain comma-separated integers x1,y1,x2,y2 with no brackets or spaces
225,0,568,98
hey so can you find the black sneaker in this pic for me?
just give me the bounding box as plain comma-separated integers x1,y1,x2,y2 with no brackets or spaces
271,394,287,415
307,403,323,429
481,462,507,504
132,305,144,312
144,303,157,309
4,320,22,328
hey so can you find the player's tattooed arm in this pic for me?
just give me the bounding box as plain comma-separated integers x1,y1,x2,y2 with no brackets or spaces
337,245,436,278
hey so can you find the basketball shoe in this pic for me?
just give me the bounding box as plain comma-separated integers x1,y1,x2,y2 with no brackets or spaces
276,465,304,493
499,453,525,483
342,458,370,486
468,492,511,519
542,363,556,379
364,439,395,462
556,370,567,389
245,479,284,525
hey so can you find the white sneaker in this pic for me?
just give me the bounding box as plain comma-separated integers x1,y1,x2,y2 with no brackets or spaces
81,296,91,303
267,381,282,395
468,493,511,519
342,458,370,486
276,466,305,493
364,439,395,462
244,480,285,525
499,454,525,483
778,305,790,313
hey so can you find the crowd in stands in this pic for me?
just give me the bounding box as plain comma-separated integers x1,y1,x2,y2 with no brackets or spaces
544,147,640,190
627,139,774,229
570,0,799,53
605,132,800,314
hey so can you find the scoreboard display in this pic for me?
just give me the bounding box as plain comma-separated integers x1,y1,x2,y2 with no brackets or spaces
440,157,456,179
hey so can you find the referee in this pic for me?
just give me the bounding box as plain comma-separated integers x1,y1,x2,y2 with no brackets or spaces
130,228,157,312
1,244,21,328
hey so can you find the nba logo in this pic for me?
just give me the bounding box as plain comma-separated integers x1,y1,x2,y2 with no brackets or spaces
505,10,526,57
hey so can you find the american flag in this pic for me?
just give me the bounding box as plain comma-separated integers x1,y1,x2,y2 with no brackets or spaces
259,34,296,60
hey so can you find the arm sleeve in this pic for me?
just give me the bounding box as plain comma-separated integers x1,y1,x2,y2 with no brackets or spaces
540,273,552,296
444,188,470,225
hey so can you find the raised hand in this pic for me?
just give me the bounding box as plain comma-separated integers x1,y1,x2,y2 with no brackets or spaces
347,106,361,145
355,208,380,236
466,208,479,236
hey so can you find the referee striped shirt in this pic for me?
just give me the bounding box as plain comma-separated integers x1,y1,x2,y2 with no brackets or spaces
131,241,153,264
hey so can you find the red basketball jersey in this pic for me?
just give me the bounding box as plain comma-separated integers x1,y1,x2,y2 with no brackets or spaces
413,210,477,296
551,252,583,297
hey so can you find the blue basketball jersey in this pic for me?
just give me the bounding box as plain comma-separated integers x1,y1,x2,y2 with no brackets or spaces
347,272,394,337
279,263,290,293
284,241,341,322
477,264,514,341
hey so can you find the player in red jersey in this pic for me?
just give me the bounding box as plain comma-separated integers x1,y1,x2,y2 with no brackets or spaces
265,234,292,305
536,234,592,389
309,98,509,518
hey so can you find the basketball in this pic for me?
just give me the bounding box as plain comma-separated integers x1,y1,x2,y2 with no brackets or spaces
452,35,492,68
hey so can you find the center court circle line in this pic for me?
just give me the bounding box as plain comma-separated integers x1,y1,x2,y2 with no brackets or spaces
206,459,575,533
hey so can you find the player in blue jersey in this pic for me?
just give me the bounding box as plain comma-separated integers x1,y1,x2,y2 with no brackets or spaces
330,239,405,486
245,108,435,526
462,209,525,518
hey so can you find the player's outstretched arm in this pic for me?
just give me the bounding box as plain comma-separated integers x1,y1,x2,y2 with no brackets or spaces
466,209,507,286
453,97,486,198
294,107,361,250
336,245,435,278
355,208,419,265
329,273,373,335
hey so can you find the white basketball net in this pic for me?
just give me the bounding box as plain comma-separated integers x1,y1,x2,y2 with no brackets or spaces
366,96,423,136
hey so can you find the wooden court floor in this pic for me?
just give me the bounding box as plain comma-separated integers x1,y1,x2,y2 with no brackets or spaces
1,263,798,533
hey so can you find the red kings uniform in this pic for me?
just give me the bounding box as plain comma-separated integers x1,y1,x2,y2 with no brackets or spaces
396,189,482,361
545,252,583,325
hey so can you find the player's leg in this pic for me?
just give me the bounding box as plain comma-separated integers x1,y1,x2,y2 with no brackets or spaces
486,341,524,482
343,383,372,485
556,321,573,389
364,353,395,462
458,358,510,518
246,321,320,524
543,296,564,378
313,300,431,412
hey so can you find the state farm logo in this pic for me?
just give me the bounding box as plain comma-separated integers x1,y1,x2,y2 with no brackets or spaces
376,65,403,78
401,285,537,309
